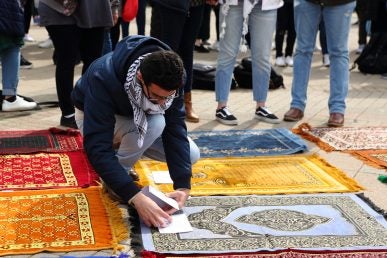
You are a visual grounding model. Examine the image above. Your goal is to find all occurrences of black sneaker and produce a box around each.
[20,55,32,69]
[216,107,238,125]
[255,106,280,124]
[60,116,78,129]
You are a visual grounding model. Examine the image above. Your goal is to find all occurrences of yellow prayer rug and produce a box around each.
[0,187,129,256]
[134,154,363,196]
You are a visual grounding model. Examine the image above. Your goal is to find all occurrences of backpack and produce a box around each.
[192,63,237,91]
[353,32,387,74]
[233,57,285,90]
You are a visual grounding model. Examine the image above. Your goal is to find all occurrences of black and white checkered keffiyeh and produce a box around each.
[123,54,172,147]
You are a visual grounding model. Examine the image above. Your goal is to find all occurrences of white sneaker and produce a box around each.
[275,56,286,67]
[23,34,35,42]
[38,38,53,48]
[355,44,365,54]
[285,56,293,66]
[211,41,219,51]
[2,96,37,111]
[323,54,330,67]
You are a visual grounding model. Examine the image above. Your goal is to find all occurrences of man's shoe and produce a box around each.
[2,96,37,111]
[355,44,365,54]
[60,116,78,129]
[23,34,35,42]
[194,44,210,53]
[285,56,293,66]
[20,55,32,69]
[327,113,344,127]
[255,106,280,124]
[38,38,53,48]
[129,168,139,181]
[275,56,286,67]
[283,108,304,122]
[323,54,330,67]
[215,106,238,125]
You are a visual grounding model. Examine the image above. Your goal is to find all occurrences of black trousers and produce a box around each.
[46,25,105,116]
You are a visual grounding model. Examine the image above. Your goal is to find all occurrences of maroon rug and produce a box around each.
[0,128,83,154]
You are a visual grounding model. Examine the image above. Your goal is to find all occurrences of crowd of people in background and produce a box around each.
[1,0,387,125]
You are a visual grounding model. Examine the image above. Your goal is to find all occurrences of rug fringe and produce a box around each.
[349,151,387,170]
[100,188,131,254]
[356,193,387,220]
[292,123,335,152]
[310,154,365,192]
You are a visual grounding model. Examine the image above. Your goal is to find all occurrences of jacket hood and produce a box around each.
[112,35,172,83]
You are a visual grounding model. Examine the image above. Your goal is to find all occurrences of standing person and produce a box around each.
[71,35,200,228]
[38,0,119,128]
[214,0,283,125]
[355,0,368,54]
[274,0,296,67]
[283,0,356,127]
[0,0,37,112]
[150,0,206,123]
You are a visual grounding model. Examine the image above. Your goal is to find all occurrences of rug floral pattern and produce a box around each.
[141,194,387,254]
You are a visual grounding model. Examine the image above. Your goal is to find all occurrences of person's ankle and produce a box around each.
[4,95,16,102]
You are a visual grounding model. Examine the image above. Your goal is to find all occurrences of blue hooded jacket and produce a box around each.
[71,35,191,202]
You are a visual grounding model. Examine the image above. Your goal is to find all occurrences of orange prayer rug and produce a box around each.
[0,128,83,154]
[351,149,387,170]
[0,151,100,190]
[293,123,387,152]
[0,187,129,256]
[134,154,363,196]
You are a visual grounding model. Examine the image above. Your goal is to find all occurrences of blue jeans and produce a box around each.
[75,110,200,171]
[291,0,355,114]
[215,3,277,103]
[1,45,20,96]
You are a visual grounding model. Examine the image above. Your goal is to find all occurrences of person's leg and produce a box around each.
[1,46,20,97]
[284,2,296,57]
[136,0,147,35]
[197,4,211,42]
[323,2,355,115]
[215,4,243,106]
[114,114,166,171]
[150,3,187,51]
[46,25,79,120]
[1,46,37,111]
[23,0,33,38]
[110,18,121,50]
[275,5,286,58]
[79,27,105,74]
[178,5,205,123]
[249,5,277,104]
[101,29,113,55]
[144,136,200,164]
[289,0,321,112]
[319,20,328,55]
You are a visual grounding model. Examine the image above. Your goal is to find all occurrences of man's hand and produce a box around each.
[165,188,190,214]
[131,192,172,228]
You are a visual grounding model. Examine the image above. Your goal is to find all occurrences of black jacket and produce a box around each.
[0,0,25,37]
[72,35,192,203]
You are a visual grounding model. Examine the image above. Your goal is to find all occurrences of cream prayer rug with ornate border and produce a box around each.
[141,194,387,254]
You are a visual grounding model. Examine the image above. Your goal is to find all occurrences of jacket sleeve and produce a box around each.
[162,87,192,190]
[80,65,141,203]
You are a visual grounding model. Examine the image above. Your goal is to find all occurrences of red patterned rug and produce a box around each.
[0,128,83,154]
[0,151,100,190]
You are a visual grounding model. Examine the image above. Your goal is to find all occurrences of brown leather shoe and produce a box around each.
[283,108,304,122]
[327,113,344,127]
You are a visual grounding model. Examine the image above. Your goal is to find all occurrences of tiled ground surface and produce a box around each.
[0,11,386,258]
